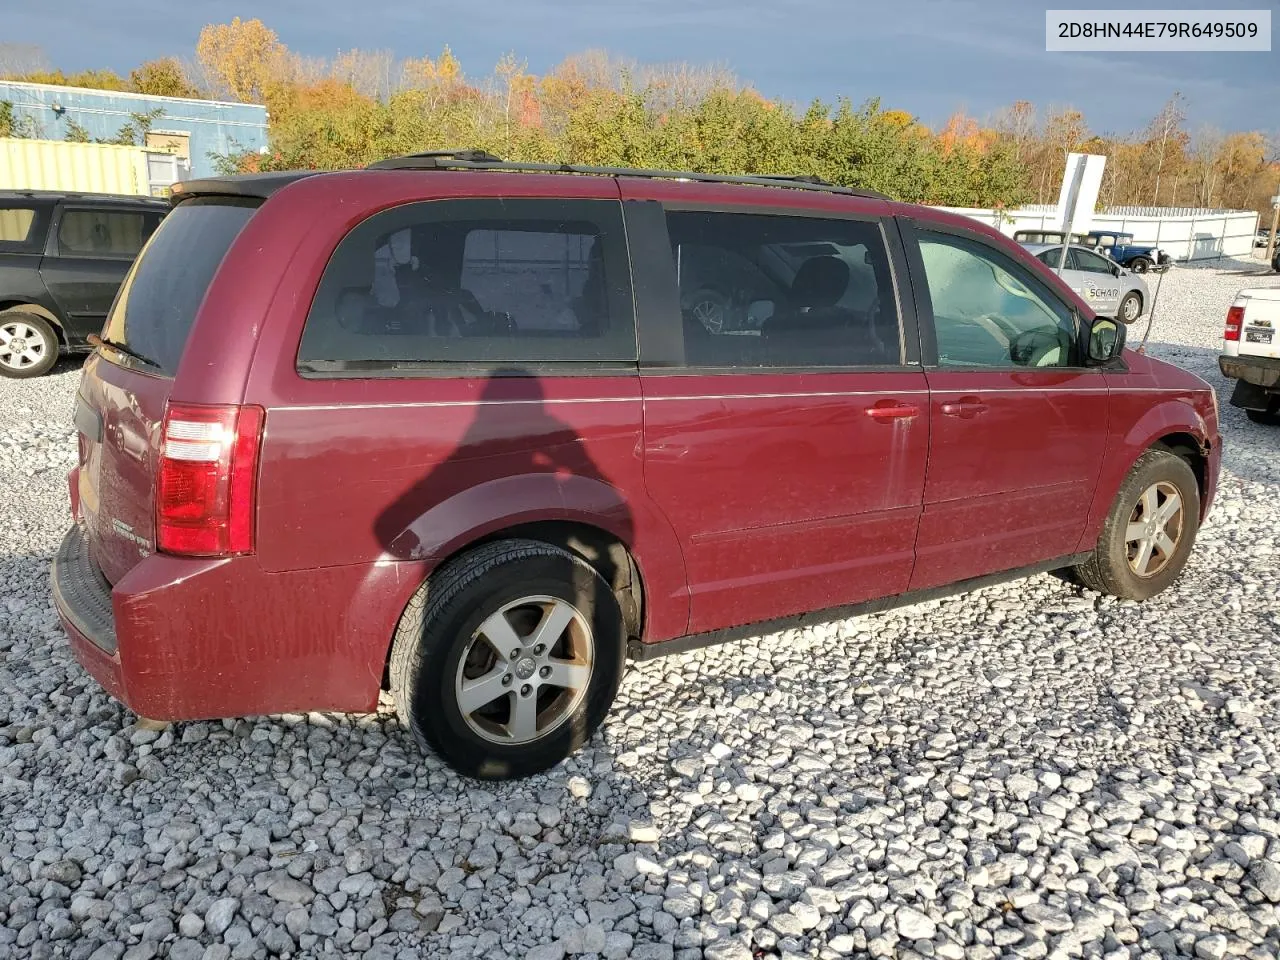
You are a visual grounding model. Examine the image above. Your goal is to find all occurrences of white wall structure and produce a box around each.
[937,203,1261,262]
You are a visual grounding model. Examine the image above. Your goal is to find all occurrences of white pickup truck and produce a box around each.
[1220,287,1280,424]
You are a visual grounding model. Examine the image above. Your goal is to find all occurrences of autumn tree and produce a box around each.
[11,68,130,92]
[1216,132,1271,212]
[131,58,199,98]
[1189,125,1225,207]
[938,112,983,156]
[639,60,737,113]
[399,47,464,111]
[331,48,396,102]
[1026,108,1088,203]
[991,100,1036,164]
[196,18,292,104]
[1145,92,1187,205]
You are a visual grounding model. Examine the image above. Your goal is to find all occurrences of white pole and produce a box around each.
[1058,157,1087,276]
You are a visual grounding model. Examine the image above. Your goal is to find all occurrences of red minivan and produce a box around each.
[52,153,1221,779]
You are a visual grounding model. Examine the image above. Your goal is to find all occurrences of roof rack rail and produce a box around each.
[369,149,504,167]
[366,151,890,201]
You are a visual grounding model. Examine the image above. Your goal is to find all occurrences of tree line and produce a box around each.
[1,23,1276,215]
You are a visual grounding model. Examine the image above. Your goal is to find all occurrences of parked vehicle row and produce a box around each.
[50,154,1221,779]
[1014,228,1172,275]
[1020,242,1150,324]
[0,191,168,378]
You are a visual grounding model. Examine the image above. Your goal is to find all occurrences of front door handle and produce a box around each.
[865,401,920,420]
[940,398,989,419]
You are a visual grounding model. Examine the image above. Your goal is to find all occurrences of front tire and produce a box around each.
[1128,257,1152,274]
[0,310,59,379]
[1117,291,1142,324]
[1073,450,1200,601]
[389,539,625,780]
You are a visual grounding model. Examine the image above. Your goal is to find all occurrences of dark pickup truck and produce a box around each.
[1,191,168,378]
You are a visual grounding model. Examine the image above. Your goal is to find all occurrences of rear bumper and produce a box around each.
[51,525,127,702]
[51,524,423,721]
[52,524,117,654]
[1220,354,1280,390]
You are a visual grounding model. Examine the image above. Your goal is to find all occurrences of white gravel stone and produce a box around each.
[628,819,661,843]
[1,262,1279,959]
[1195,933,1229,960]
[205,899,238,937]
[896,906,936,940]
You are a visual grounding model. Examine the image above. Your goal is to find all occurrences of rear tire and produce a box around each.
[389,539,625,780]
[0,310,59,379]
[1073,450,1200,601]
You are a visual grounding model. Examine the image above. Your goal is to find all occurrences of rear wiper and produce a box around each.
[87,334,162,370]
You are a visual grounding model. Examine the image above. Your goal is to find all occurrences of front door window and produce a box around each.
[918,233,1079,369]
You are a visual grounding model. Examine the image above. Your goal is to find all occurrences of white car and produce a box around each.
[1021,243,1151,324]
[1220,287,1280,424]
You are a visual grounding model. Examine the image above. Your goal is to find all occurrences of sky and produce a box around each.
[4,0,1278,137]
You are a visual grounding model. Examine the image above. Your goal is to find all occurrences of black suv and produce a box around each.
[0,191,168,378]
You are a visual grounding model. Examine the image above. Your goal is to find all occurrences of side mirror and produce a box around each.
[1087,317,1125,364]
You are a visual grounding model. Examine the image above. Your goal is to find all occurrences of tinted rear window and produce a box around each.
[57,209,158,258]
[296,198,636,372]
[102,199,256,375]
[0,207,37,243]
[0,205,47,250]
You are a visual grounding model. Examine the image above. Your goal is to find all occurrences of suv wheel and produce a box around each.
[0,310,59,379]
[1128,257,1152,273]
[1073,450,1200,601]
[1117,291,1142,324]
[389,539,625,780]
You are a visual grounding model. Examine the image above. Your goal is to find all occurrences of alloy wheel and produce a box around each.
[0,321,48,372]
[453,596,594,744]
[1125,481,1184,577]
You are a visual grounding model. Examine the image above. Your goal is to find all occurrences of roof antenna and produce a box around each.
[1136,264,1168,355]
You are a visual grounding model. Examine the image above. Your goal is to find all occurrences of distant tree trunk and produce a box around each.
[1148,93,1186,206]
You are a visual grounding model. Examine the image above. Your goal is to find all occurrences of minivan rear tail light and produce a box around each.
[1225,306,1244,341]
[156,403,264,556]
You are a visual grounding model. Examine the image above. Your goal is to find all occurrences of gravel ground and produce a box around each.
[2,260,1280,960]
